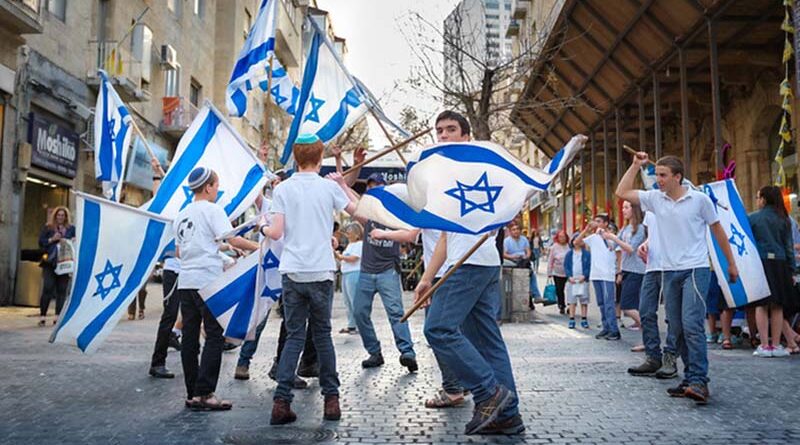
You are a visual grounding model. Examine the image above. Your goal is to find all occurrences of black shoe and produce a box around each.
[399,354,418,373]
[595,331,610,339]
[268,358,278,381]
[149,366,175,379]
[464,385,513,435]
[361,353,384,368]
[169,333,181,351]
[297,362,319,378]
[292,377,308,389]
[605,333,621,341]
[628,357,661,376]
[667,381,689,397]
[476,414,525,435]
[559,307,566,315]
[223,341,239,351]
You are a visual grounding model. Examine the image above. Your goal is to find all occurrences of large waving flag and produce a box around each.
[199,238,283,341]
[226,0,295,117]
[357,136,586,234]
[703,179,770,308]
[51,192,172,353]
[281,19,368,164]
[94,70,133,201]
[260,66,300,116]
[146,101,268,221]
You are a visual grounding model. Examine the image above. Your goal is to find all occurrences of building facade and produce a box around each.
[0,0,313,306]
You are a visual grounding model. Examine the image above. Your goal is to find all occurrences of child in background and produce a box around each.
[336,222,364,335]
[564,233,591,329]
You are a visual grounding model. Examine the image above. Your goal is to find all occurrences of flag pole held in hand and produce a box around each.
[343,127,432,177]
[400,232,491,323]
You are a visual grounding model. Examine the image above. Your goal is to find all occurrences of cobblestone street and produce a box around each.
[1,279,799,445]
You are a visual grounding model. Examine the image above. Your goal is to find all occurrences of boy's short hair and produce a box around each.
[294,140,324,169]
[656,155,684,182]
[436,110,471,136]
[594,213,610,225]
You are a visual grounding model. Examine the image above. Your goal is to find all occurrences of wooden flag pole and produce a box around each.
[262,56,274,165]
[342,127,431,177]
[400,232,491,323]
[129,118,163,175]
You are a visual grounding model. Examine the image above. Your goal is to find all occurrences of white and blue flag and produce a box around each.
[641,164,658,190]
[704,179,770,308]
[356,136,586,234]
[94,70,133,201]
[145,100,268,221]
[281,19,368,164]
[226,0,298,117]
[51,192,172,353]
[199,238,283,341]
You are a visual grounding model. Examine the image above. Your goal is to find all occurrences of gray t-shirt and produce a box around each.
[619,224,646,274]
[361,220,400,274]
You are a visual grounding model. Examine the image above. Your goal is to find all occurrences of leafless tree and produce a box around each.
[399,7,588,142]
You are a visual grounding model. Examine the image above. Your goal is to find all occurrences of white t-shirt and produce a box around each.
[163,257,181,273]
[421,229,448,278]
[638,188,718,271]
[571,249,585,279]
[341,240,362,274]
[583,233,617,282]
[446,232,500,267]
[271,172,349,274]
[174,200,233,289]
[642,211,662,273]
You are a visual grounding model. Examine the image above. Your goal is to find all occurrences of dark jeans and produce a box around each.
[553,276,567,310]
[40,264,69,317]
[275,300,317,367]
[150,270,179,368]
[179,289,224,399]
[239,315,268,368]
[128,287,147,315]
[274,277,339,402]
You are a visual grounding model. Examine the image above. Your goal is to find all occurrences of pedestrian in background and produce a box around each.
[546,230,570,314]
[564,233,590,329]
[38,206,75,327]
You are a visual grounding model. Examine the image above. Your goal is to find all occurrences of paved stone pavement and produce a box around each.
[1,278,799,445]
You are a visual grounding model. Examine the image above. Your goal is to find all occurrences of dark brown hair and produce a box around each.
[656,156,684,183]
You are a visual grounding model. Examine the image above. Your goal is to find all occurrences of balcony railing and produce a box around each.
[160,96,199,139]
[506,19,520,37]
[512,0,530,20]
[86,40,150,102]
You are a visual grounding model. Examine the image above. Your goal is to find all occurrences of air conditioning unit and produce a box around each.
[160,44,178,69]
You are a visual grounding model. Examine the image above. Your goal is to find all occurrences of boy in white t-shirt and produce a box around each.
[576,214,622,340]
[260,134,358,425]
[335,222,364,334]
[174,167,259,411]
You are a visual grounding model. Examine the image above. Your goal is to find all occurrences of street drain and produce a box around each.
[224,428,338,444]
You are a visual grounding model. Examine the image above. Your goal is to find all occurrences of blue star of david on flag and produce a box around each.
[729,223,747,256]
[445,172,503,217]
[262,250,280,270]
[93,260,123,300]
[271,85,287,107]
[180,186,225,210]
[304,93,325,123]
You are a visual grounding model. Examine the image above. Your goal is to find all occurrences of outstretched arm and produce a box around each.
[616,151,649,205]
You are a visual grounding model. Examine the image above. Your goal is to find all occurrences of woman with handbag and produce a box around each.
[38,206,75,326]
[546,230,570,314]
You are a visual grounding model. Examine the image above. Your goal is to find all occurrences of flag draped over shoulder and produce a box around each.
[94,70,133,201]
[145,101,268,221]
[356,136,586,234]
[704,179,770,308]
[281,19,368,164]
[226,0,298,117]
[199,238,283,341]
[51,192,172,353]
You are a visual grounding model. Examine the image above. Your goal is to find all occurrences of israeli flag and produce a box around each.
[216,215,260,242]
[260,66,300,116]
[226,0,291,117]
[357,136,586,234]
[94,70,133,201]
[704,179,770,308]
[640,164,658,190]
[281,19,368,164]
[199,238,283,341]
[51,192,172,353]
[145,101,268,221]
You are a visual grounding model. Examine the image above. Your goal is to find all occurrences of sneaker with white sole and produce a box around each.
[771,345,790,357]
[753,345,773,358]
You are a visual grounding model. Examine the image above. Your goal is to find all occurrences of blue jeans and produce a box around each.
[425,278,464,396]
[639,272,678,361]
[237,314,268,368]
[425,265,519,418]
[353,268,414,357]
[274,277,339,402]
[342,271,359,329]
[593,280,619,335]
[530,271,541,298]
[663,268,711,385]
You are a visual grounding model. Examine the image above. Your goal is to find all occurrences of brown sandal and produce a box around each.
[192,393,232,411]
[721,339,733,350]
[424,389,464,409]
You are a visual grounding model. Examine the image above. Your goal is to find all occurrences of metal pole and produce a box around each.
[580,149,586,229]
[603,119,610,215]
[680,47,692,180]
[591,133,597,216]
[615,108,623,225]
[653,73,662,160]
[709,19,724,174]
[638,87,646,152]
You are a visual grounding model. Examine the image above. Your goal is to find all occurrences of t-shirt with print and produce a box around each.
[271,172,350,274]
[583,233,617,282]
[174,200,233,290]
[341,241,362,274]
[361,220,400,274]
[638,188,718,271]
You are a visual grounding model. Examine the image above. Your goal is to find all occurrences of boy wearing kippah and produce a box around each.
[175,167,259,411]
[261,134,358,425]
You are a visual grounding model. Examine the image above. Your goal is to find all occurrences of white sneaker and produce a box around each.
[772,345,790,357]
[753,345,773,358]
